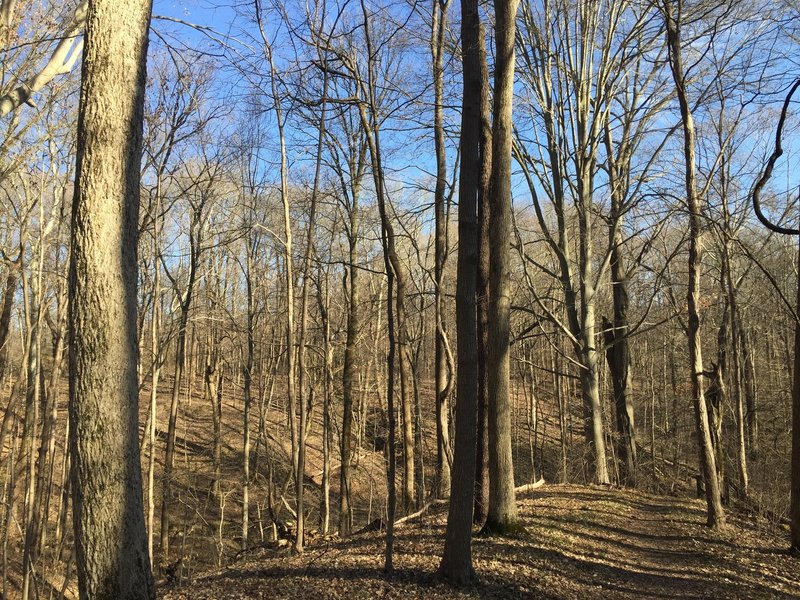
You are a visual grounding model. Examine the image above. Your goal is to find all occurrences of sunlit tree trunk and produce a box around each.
[68,0,155,595]
[663,0,725,528]
[483,0,522,536]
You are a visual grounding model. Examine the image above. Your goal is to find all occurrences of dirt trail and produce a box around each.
[162,484,800,599]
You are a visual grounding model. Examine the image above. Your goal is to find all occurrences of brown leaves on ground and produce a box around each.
[162,484,800,599]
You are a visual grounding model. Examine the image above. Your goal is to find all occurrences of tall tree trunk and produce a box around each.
[709,316,726,488]
[21,272,42,600]
[723,248,749,495]
[2,416,18,600]
[483,0,522,536]
[603,126,637,487]
[432,0,453,500]
[147,217,161,567]
[68,0,155,595]
[438,0,481,582]
[792,236,800,550]
[603,240,637,486]
[474,18,492,527]
[663,0,725,528]
[160,268,194,559]
[355,1,401,566]
[294,82,326,553]
[340,222,358,535]
[317,272,333,535]
[242,247,255,550]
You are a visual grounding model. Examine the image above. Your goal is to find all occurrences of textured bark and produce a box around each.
[438,0,480,583]
[483,0,522,535]
[68,0,155,596]
[474,20,492,527]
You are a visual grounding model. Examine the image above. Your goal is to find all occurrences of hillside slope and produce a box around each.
[162,484,800,599]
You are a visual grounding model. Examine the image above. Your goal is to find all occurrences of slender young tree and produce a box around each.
[68,0,155,596]
[431,0,454,500]
[662,0,725,529]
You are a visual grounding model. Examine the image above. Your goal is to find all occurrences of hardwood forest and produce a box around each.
[3,0,800,598]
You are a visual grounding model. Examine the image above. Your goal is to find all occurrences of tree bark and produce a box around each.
[438,0,481,583]
[68,0,155,595]
[483,0,522,536]
[474,19,492,527]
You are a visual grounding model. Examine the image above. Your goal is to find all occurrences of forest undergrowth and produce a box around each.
[162,484,800,599]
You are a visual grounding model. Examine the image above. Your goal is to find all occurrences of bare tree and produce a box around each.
[662,0,725,529]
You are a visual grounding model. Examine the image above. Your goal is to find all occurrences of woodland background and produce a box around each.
[1,0,800,596]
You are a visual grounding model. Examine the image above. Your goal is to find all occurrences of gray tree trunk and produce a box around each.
[68,0,155,596]
[483,0,522,536]
[663,0,725,528]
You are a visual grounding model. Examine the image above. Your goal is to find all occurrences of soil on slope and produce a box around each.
[162,484,800,599]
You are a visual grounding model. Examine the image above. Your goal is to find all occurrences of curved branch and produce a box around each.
[751,78,800,236]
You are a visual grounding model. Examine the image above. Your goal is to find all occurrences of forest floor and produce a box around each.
[161,484,800,599]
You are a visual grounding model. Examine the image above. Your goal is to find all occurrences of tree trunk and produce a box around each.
[482,0,522,536]
[68,0,155,595]
[603,133,637,486]
[663,1,725,528]
[741,327,758,458]
[474,18,492,527]
[242,247,254,550]
[432,0,453,500]
[603,283,637,486]
[147,219,161,567]
[0,268,18,384]
[791,236,800,550]
[355,4,399,567]
[317,272,333,535]
[21,273,42,600]
[161,274,194,559]
[340,204,359,535]
[438,0,481,583]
